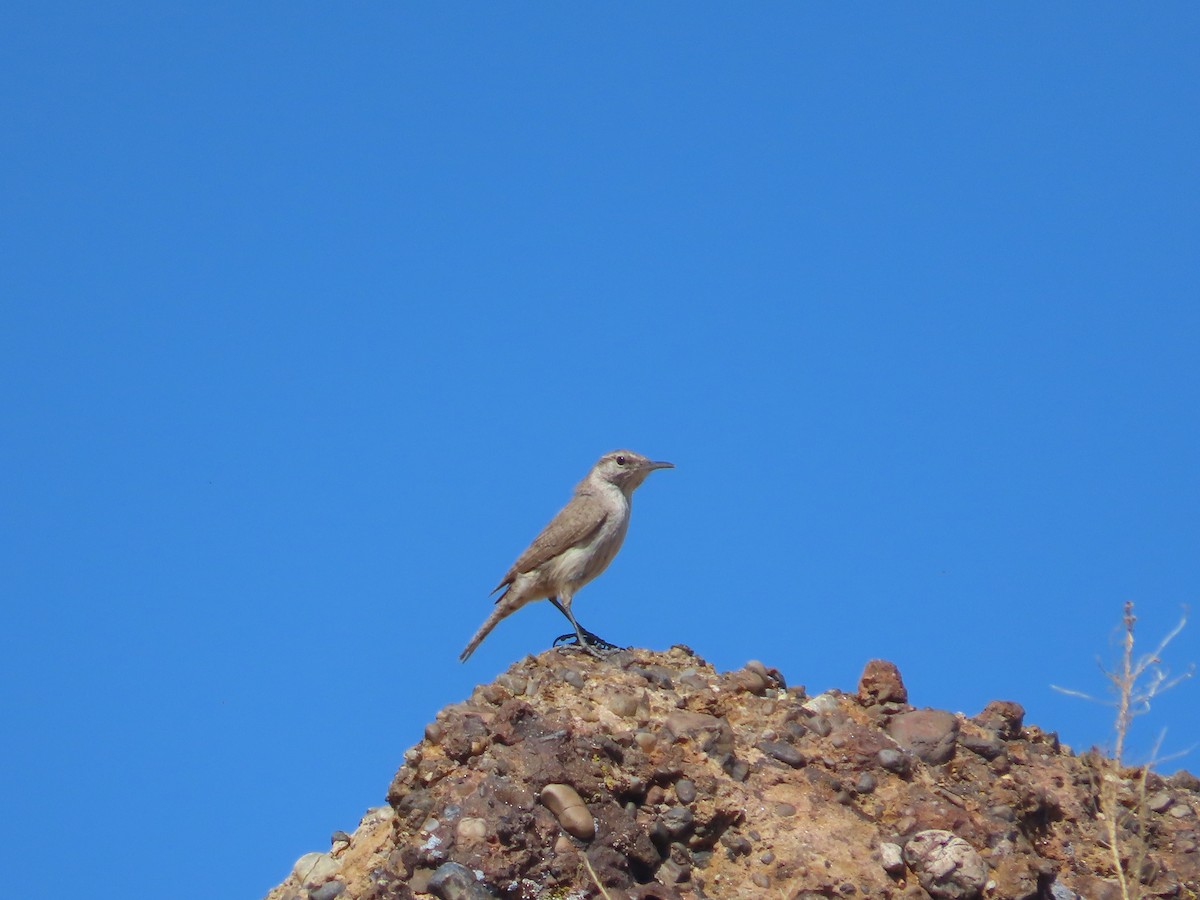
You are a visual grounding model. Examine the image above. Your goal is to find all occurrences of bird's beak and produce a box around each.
[647,460,674,471]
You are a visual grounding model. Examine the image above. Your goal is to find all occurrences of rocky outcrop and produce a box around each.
[265,648,1200,900]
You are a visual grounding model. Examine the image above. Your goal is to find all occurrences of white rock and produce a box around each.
[903,830,987,900]
[880,841,905,875]
[291,852,340,888]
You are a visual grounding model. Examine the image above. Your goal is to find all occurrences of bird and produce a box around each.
[459,449,674,662]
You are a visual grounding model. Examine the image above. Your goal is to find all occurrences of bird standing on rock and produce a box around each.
[459,450,674,662]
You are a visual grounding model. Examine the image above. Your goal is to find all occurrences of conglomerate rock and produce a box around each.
[265,647,1200,900]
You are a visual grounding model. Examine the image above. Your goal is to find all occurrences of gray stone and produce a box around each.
[959,732,1004,760]
[877,748,912,775]
[808,716,834,737]
[310,882,345,900]
[675,778,697,804]
[427,861,499,900]
[758,739,806,768]
[660,805,695,840]
[855,772,878,794]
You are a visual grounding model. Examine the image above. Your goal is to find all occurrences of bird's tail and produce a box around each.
[460,588,520,662]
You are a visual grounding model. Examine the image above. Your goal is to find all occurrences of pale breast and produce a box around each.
[544,491,630,591]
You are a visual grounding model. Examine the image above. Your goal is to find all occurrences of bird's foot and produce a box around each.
[552,629,620,656]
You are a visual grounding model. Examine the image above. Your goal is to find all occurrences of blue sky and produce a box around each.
[3,4,1198,897]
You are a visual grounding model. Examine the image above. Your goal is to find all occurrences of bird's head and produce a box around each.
[593,449,674,493]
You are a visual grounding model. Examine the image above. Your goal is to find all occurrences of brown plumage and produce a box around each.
[460,449,673,662]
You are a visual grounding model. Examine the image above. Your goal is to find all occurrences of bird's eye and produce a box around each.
[615,455,626,466]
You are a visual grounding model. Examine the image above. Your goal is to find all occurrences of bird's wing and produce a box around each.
[493,492,609,591]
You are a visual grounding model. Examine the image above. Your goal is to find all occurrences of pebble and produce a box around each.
[634,730,657,751]
[759,739,806,768]
[803,692,841,715]
[495,673,527,695]
[773,802,797,817]
[732,666,768,695]
[761,850,776,864]
[784,720,809,741]
[879,841,905,875]
[561,669,586,689]
[723,756,750,782]
[752,873,771,888]
[310,882,345,900]
[1169,803,1194,818]
[456,817,488,842]
[675,778,697,804]
[808,716,834,738]
[1146,791,1174,813]
[877,748,911,775]
[855,772,878,794]
[605,691,640,718]
[903,830,987,899]
[721,832,752,856]
[539,784,595,841]
[660,805,696,840]
[959,733,1004,760]
[659,859,691,883]
[427,861,499,900]
[1048,880,1081,900]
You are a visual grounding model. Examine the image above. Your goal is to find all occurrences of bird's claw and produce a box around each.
[552,629,620,655]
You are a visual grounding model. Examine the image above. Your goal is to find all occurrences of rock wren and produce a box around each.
[460,450,673,662]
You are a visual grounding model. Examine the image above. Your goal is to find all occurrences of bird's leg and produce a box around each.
[548,595,618,655]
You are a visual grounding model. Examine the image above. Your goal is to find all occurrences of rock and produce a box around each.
[803,692,841,715]
[974,701,1024,740]
[309,882,345,900]
[731,666,769,695]
[886,710,960,764]
[958,732,1004,760]
[539,783,595,841]
[675,778,697,804]
[758,739,806,768]
[880,841,905,875]
[1049,879,1081,900]
[808,716,834,737]
[605,691,641,718]
[290,852,340,889]
[427,861,499,899]
[1147,791,1175,813]
[858,660,908,704]
[877,748,912,775]
[264,647,1200,900]
[903,830,987,899]
[660,805,695,841]
[664,711,735,756]
[456,817,488,842]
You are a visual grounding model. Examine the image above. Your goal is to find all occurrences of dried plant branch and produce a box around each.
[1052,601,1193,900]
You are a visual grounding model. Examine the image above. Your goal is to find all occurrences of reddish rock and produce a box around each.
[858,659,908,705]
[886,709,960,764]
